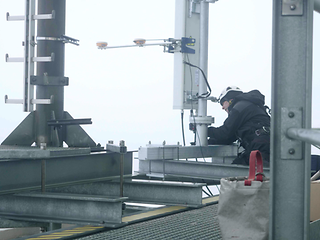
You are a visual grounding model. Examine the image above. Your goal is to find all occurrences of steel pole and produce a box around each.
[270,0,313,239]
[196,1,209,146]
[36,0,66,147]
[315,0,320,13]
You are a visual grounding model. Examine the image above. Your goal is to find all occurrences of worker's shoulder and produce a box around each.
[232,100,254,112]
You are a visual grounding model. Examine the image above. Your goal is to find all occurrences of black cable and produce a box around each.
[183,60,211,98]
[181,110,189,161]
[185,55,206,162]
[182,57,220,195]
[181,110,186,147]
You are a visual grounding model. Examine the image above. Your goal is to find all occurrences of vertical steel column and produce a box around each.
[270,0,313,239]
[315,0,320,13]
[196,1,209,146]
[36,0,66,146]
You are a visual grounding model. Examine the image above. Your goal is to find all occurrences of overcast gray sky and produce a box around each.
[0,0,319,154]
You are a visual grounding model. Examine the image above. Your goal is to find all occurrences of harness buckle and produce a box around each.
[262,126,270,133]
[255,126,270,136]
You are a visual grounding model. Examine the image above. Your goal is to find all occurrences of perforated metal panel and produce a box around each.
[76,204,221,240]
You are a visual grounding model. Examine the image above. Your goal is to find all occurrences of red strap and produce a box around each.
[244,150,264,186]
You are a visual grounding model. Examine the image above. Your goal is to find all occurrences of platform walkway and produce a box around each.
[75,203,222,240]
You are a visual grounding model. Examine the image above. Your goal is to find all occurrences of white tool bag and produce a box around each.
[217,150,269,240]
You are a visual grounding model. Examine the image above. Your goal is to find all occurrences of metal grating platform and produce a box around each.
[75,204,222,240]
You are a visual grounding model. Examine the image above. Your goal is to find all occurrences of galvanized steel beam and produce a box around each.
[0,151,132,194]
[0,192,127,227]
[48,180,206,207]
[271,0,313,239]
[139,159,269,180]
[315,0,320,13]
[0,218,49,228]
[138,144,238,160]
[0,145,91,159]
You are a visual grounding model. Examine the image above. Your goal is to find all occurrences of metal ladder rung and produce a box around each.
[5,54,54,63]
[6,13,24,21]
[33,54,55,62]
[5,56,24,62]
[6,11,55,21]
[5,95,53,105]
[4,97,23,104]
[33,11,55,20]
[32,98,53,104]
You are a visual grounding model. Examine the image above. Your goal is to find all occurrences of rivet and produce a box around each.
[290,4,296,10]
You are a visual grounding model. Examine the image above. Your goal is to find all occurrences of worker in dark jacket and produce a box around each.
[208,86,270,166]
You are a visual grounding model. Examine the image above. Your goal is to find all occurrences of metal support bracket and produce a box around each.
[47,118,92,127]
[36,35,79,46]
[282,0,303,16]
[188,0,218,17]
[280,107,303,159]
[167,37,196,54]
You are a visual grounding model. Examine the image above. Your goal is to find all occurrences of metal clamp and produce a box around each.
[189,116,214,125]
[167,37,196,54]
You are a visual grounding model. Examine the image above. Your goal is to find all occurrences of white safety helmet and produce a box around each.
[218,86,243,105]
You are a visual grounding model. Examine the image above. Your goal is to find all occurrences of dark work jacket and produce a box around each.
[208,90,270,148]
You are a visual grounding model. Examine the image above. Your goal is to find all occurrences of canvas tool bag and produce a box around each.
[217,150,269,240]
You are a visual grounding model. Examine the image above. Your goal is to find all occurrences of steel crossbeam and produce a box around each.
[138,144,238,160]
[0,192,127,227]
[0,151,132,194]
[47,180,206,208]
[139,159,270,180]
[0,145,91,159]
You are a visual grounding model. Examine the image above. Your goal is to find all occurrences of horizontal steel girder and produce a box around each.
[0,151,132,194]
[138,144,238,160]
[139,159,270,180]
[47,180,206,207]
[0,192,127,226]
[0,145,91,159]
